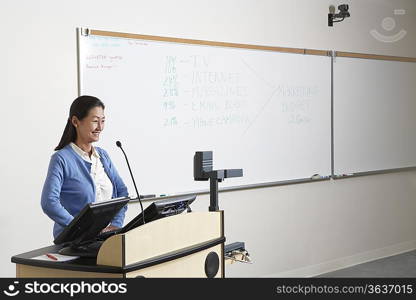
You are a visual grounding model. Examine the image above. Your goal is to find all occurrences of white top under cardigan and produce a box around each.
[70,143,113,203]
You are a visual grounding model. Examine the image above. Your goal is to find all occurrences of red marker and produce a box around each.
[46,253,58,261]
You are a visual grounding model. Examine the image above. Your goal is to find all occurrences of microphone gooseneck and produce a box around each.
[116,141,145,225]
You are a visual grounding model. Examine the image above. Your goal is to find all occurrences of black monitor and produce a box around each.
[54,197,130,247]
[120,194,196,233]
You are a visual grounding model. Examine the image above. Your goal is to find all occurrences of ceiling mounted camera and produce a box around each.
[328,4,351,26]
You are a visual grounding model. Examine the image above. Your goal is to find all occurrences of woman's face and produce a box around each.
[72,106,105,144]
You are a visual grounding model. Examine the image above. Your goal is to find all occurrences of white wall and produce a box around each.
[1,0,415,277]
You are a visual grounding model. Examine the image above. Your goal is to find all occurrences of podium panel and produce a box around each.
[98,211,223,267]
[126,245,223,278]
[15,265,122,278]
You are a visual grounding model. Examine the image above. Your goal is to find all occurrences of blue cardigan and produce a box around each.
[41,144,128,238]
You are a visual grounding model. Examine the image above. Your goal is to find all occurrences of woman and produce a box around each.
[41,95,128,239]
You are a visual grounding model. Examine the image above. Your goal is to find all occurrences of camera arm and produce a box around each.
[194,151,243,211]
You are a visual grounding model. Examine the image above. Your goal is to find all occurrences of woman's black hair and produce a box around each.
[55,95,105,151]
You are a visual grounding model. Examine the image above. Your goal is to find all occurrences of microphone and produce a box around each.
[116,140,145,225]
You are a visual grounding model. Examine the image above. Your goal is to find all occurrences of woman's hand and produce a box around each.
[101,225,120,233]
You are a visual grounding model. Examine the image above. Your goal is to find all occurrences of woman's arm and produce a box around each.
[110,164,128,227]
[40,154,74,226]
[100,148,129,227]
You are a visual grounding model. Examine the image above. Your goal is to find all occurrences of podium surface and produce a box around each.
[12,211,225,278]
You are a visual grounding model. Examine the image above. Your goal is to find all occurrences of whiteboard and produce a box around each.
[78,32,331,196]
[334,57,416,175]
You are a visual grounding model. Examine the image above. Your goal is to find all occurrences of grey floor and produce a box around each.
[318,250,416,277]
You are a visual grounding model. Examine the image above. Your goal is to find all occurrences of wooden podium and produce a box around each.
[12,211,225,278]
